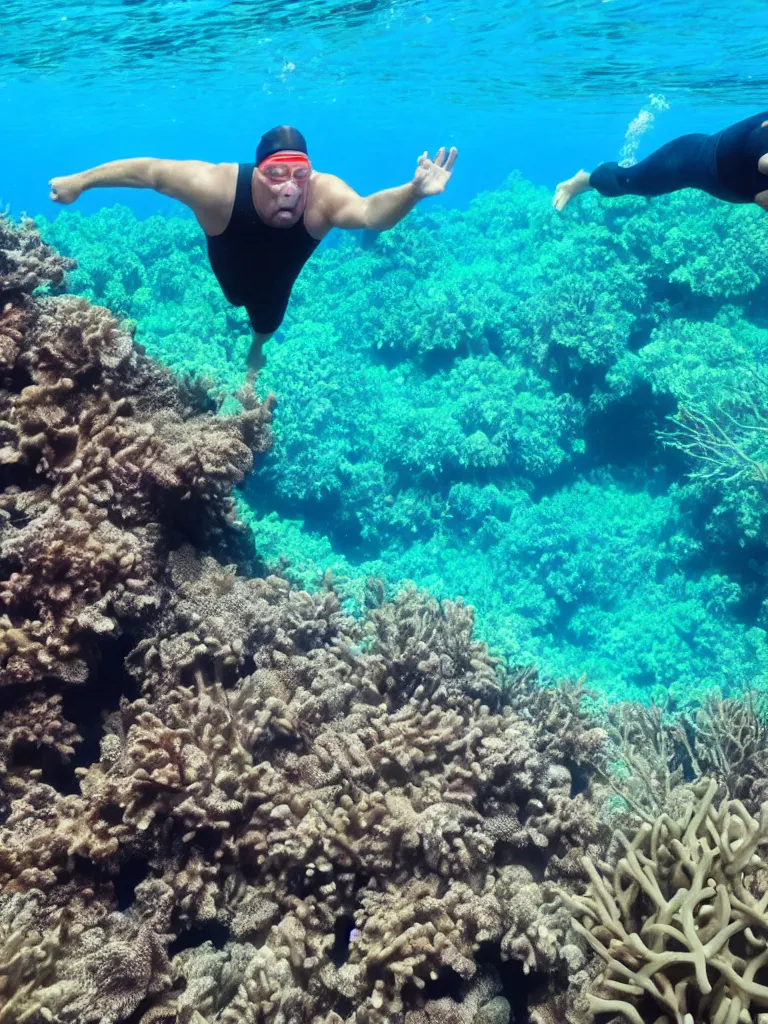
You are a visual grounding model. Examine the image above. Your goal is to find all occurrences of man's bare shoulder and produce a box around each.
[197,160,238,195]
[307,171,353,214]
[310,171,345,195]
[178,162,239,235]
[303,172,342,235]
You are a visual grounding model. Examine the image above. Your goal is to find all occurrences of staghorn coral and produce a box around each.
[680,693,768,812]
[588,700,690,826]
[0,216,272,689]
[567,779,768,1024]
[577,692,768,834]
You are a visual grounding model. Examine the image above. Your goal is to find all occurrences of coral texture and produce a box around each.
[0,559,608,1023]
[567,779,768,1024]
[0,217,272,689]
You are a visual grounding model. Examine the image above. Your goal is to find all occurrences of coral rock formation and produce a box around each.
[1,217,272,689]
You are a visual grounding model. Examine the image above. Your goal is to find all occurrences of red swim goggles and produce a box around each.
[259,151,312,182]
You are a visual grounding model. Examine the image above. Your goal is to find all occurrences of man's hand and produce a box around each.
[411,147,458,198]
[318,146,459,232]
[49,175,84,204]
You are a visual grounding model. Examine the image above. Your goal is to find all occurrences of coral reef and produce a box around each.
[0,557,610,1022]
[0,215,613,1024]
[13,176,768,1024]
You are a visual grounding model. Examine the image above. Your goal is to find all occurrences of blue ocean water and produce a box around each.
[4,0,768,707]
[2,0,766,214]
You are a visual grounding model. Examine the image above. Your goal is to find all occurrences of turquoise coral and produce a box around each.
[34,175,768,702]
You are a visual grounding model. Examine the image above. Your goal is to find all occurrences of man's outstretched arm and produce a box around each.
[49,158,219,210]
[319,146,458,231]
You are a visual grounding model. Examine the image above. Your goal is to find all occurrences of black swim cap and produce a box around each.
[256,125,309,164]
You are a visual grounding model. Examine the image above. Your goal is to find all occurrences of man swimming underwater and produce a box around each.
[49,125,458,374]
[553,110,768,212]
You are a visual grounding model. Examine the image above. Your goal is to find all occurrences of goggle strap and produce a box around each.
[259,153,311,168]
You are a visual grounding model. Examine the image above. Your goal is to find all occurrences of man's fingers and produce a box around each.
[416,145,457,180]
[423,146,457,171]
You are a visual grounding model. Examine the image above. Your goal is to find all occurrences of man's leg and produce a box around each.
[555,134,709,209]
[590,134,709,198]
[244,296,289,381]
[246,330,273,383]
[553,170,592,210]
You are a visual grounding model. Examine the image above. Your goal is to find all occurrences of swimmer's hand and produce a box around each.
[412,147,458,197]
[49,175,84,204]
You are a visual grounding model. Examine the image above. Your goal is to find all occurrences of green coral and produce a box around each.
[34,175,768,702]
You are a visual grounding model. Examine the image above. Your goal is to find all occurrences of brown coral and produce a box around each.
[60,555,607,1020]
[0,547,609,1023]
[0,219,273,689]
[0,213,74,298]
[0,216,612,1024]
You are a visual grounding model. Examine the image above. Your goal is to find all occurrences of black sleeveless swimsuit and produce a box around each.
[206,163,321,334]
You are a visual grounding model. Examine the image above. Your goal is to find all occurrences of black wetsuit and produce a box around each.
[206,162,320,334]
[590,111,768,204]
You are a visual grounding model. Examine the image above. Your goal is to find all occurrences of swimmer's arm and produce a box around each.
[49,158,219,209]
[317,148,456,230]
[317,175,420,231]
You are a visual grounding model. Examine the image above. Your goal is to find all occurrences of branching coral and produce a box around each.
[580,693,768,828]
[681,694,768,813]
[567,779,768,1024]
[661,391,768,489]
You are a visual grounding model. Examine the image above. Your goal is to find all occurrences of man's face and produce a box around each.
[255,152,312,227]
